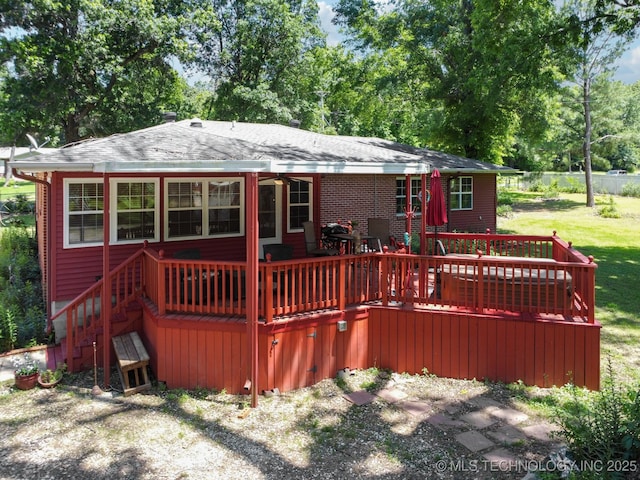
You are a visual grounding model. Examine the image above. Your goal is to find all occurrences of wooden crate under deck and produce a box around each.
[112,331,151,396]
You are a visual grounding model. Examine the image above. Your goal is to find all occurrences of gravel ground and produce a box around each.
[0,367,562,480]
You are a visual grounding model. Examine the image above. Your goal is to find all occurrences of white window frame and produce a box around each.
[450,176,473,211]
[395,177,423,217]
[110,178,160,244]
[287,178,313,233]
[164,177,245,241]
[63,179,104,248]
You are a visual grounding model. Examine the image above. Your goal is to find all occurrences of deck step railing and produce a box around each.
[50,249,146,371]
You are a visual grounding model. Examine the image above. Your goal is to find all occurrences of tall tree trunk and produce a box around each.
[582,76,595,207]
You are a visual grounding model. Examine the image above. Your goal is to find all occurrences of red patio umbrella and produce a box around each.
[426,168,448,254]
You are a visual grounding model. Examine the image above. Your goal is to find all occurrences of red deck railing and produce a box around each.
[139,232,596,324]
[53,232,597,371]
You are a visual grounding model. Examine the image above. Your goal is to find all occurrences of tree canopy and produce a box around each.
[0,0,638,178]
[0,0,194,145]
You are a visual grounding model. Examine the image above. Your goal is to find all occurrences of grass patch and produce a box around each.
[498,190,640,386]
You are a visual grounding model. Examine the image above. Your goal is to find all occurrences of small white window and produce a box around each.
[450,176,473,210]
[111,179,159,243]
[287,178,313,232]
[64,180,104,247]
[396,177,422,216]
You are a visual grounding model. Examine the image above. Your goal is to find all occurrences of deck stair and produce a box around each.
[57,300,143,370]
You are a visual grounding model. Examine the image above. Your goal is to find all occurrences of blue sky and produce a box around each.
[317,1,640,84]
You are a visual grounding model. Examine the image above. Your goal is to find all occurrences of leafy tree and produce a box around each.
[188,0,325,124]
[333,0,563,163]
[0,0,192,146]
[559,0,636,206]
[594,0,640,34]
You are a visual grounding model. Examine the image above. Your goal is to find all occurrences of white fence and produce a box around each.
[521,172,639,196]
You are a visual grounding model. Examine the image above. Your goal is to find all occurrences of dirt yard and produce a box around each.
[0,366,566,480]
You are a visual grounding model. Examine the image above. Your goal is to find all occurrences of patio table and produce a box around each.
[326,233,378,254]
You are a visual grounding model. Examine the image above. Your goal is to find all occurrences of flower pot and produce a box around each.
[14,372,39,390]
[37,374,62,389]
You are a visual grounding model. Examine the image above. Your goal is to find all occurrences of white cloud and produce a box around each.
[614,42,640,84]
[317,1,343,46]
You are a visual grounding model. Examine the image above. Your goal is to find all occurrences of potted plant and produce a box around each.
[13,353,39,390]
[38,363,66,388]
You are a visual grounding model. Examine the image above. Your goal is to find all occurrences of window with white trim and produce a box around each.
[396,177,422,216]
[450,176,473,210]
[288,179,312,231]
[65,180,104,247]
[112,180,158,242]
[165,178,243,239]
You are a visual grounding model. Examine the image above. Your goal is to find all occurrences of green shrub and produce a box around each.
[597,196,621,219]
[554,363,640,479]
[497,191,514,206]
[528,180,547,192]
[621,183,640,198]
[559,177,586,194]
[0,226,46,352]
[497,204,513,217]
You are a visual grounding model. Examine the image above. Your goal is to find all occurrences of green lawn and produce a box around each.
[0,181,36,229]
[498,191,640,384]
[0,180,36,202]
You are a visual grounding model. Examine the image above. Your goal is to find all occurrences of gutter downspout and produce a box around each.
[12,168,52,319]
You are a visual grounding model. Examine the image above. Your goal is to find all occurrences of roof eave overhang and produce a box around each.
[11,159,432,175]
[439,168,516,175]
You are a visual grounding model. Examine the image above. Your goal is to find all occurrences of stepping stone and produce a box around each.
[455,430,495,452]
[460,411,498,429]
[376,388,408,403]
[483,447,519,466]
[487,425,528,445]
[433,399,463,415]
[426,413,466,429]
[463,396,503,409]
[522,423,558,443]
[343,390,375,406]
[398,400,432,417]
[489,407,529,425]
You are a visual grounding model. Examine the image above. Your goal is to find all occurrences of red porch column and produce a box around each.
[246,172,260,407]
[102,174,112,388]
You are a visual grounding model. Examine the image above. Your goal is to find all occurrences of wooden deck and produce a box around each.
[51,232,601,394]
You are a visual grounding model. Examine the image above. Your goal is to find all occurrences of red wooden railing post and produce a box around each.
[157,252,166,316]
[264,264,274,323]
[476,257,485,313]
[338,259,347,311]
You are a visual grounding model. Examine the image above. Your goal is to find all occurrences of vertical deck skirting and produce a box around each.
[368,307,601,390]
[139,301,600,394]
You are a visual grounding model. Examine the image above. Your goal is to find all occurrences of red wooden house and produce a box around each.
[10,119,600,402]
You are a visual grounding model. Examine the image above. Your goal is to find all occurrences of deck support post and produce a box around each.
[420,174,427,256]
[246,172,260,408]
[102,174,112,389]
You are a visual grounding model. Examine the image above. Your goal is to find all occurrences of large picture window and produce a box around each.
[165,178,243,240]
[450,176,473,210]
[288,179,312,231]
[65,180,104,246]
[396,177,422,216]
[112,180,158,242]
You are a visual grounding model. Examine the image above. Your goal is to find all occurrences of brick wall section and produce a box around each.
[320,174,406,239]
[321,173,497,237]
[446,174,496,233]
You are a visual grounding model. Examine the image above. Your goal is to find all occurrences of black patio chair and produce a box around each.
[302,221,339,256]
